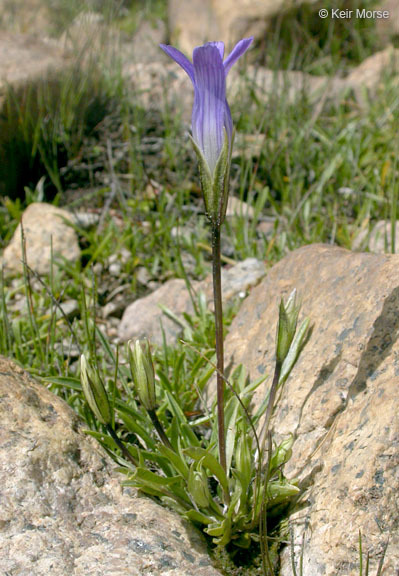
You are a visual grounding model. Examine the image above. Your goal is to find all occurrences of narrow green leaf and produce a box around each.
[41,376,82,391]
[133,467,181,487]
[158,444,189,480]
[224,397,239,475]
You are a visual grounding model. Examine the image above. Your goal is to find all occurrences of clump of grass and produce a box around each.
[256,0,383,75]
[0,60,122,200]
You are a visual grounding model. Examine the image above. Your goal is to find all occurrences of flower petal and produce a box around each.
[159,44,195,83]
[223,37,254,75]
[192,44,226,174]
[208,41,225,60]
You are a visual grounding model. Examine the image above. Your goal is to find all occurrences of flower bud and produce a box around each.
[80,354,112,425]
[276,289,300,365]
[128,339,156,411]
[267,480,300,502]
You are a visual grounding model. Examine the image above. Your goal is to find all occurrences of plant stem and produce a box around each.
[148,409,174,451]
[259,360,282,466]
[211,222,227,475]
[260,432,274,576]
[106,424,138,467]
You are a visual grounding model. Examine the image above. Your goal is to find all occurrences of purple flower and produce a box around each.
[160,38,253,175]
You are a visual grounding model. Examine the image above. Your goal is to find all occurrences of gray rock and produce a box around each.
[118,258,266,345]
[222,244,399,575]
[343,46,399,104]
[0,32,66,100]
[118,278,193,346]
[2,202,81,276]
[0,355,221,576]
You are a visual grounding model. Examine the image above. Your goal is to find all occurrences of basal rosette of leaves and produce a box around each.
[80,290,309,552]
[121,367,297,549]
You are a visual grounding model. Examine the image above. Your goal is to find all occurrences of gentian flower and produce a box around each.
[160,38,253,224]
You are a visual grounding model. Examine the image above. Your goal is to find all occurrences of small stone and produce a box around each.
[232,134,265,160]
[219,258,266,301]
[8,295,27,314]
[109,262,122,277]
[171,226,193,239]
[337,186,355,196]
[147,280,160,291]
[108,254,118,265]
[136,266,151,286]
[71,211,100,229]
[55,299,79,321]
[119,247,131,265]
[92,262,103,275]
